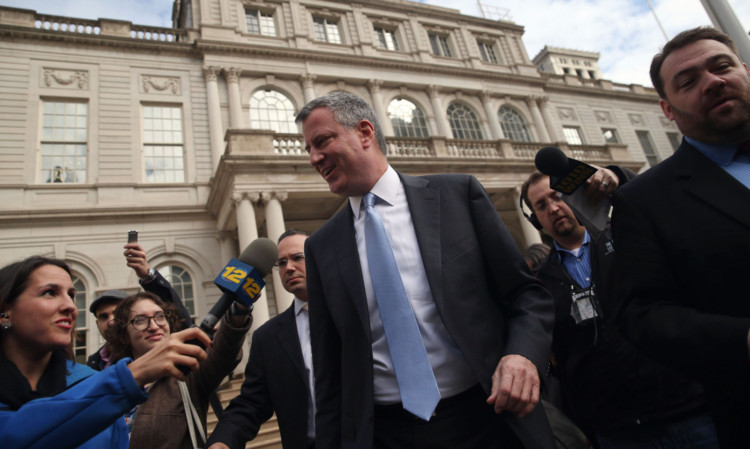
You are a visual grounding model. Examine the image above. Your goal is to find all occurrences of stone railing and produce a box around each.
[0,9,187,42]
[224,130,630,165]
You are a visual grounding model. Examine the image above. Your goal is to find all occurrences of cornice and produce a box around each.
[195,39,547,88]
[0,204,209,227]
[541,82,659,103]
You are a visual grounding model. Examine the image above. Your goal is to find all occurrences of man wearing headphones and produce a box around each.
[520,168,717,449]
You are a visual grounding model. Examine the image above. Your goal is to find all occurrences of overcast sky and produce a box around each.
[1,0,748,86]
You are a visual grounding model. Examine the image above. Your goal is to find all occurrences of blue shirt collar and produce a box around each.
[554,230,591,260]
[684,136,741,167]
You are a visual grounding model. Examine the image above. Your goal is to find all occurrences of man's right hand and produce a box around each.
[127,327,211,386]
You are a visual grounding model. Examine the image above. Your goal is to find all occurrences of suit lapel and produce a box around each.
[329,206,372,339]
[275,305,307,383]
[399,173,444,308]
[676,143,750,229]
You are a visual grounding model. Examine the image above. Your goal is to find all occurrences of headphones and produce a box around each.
[519,195,542,231]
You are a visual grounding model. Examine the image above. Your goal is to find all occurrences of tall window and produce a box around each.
[429,33,452,57]
[447,103,483,140]
[313,17,341,44]
[666,132,681,151]
[71,276,87,364]
[498,106,531,142]
[602,128,620,144]
[143,105,185,183]
[636,130,660,167]
[563,126,584,145]
[249,90,298,133]
[158,265,195,317]
[41,101,87,183]
[245,9,276,36]
[374,27,399,51]
[477,41,499,64]
[388,98,429,138]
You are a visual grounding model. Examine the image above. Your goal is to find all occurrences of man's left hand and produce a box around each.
[486,354,540,418]
[584,166,619,205]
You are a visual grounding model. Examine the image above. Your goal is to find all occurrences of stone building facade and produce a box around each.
[0,0,679,362]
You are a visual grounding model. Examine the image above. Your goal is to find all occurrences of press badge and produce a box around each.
[570,285,600,324]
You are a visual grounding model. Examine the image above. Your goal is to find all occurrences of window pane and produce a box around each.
[498,106,531,142]
[388,98,429,138]
[447,103,483,140]
[249,89,298,133]
[71,276,87,364]
[143,105,185,183]
[40,101,87,184]
[636,130,659,167]
[602,128,620,144]
[563,127,583,145]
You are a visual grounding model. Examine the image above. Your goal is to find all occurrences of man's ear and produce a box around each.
[659,98,674,121]
[357,120,375,149]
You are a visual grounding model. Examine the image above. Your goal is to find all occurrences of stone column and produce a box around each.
[514,187,542,247]
[262,191,294,314]
[526,96,550,143]
[226,67,243,129]
[300,73,317,104]
[538,96,560,142]
[427,85,452,138]
[232,192,269,327]
[481,91,504,140]
[203,66,224,171]
[368,79,393,138]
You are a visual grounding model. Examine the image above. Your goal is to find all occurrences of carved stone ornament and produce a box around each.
[594,110,612,123]
[42,69,88,90]
[141,75,181,95]
[628,113,644,126]
[557,107,577,121]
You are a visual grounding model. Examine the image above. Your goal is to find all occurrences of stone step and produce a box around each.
[205,374,283,449]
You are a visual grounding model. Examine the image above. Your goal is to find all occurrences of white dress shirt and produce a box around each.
[294,297,316,439]
[349,165,475,404]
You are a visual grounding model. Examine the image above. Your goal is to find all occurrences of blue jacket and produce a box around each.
[0,358,148,449]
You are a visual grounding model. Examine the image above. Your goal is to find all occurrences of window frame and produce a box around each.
[601,128,620,144]
[142,104,186,184]
[245,8,277,37]
[39,100,89,184]
[636,130,660,167]
[388,98,430,138]
[373,26,400,51]
[498,106,531,142]
[563,126,584,145]
[477,40,499,64]
[447,102,484,140]
[313,16,342,44]
[428,33,453,58]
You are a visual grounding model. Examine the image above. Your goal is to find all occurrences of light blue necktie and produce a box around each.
[363,192,440,420]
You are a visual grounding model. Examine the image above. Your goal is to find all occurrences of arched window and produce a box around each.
[158,265,196,317]
[447,103,483,140]
[388,98,429,138]
[249,90,298,133]
[71,275,87,364]
[498,106,531,142]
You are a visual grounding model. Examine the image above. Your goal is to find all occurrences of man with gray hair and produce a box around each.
[298,92,555,449]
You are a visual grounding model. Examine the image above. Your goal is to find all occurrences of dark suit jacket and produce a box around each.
[612,141,750,448]
[207,305,310,449]
[305,172,556,449]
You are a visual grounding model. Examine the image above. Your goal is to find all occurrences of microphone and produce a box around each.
[534,146,597,195]
[534,146,609,232]
[198,237,278,334]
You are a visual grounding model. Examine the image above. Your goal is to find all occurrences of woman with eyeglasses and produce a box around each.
[107,291,252,449]
[0,256,211,449]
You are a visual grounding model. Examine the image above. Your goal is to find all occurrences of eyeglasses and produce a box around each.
[274,253,305,271]
[533,192,563,213]
[129,312,168,331]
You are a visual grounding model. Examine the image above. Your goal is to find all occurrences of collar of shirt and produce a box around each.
[554,229,591,262]
[293,296,306,316]
[685,136,742,166]
[350,164,399,218]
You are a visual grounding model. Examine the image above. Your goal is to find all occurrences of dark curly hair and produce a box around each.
[0,256,76,360]
[106,291,183,362]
